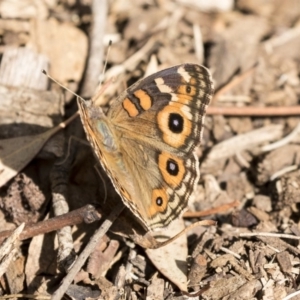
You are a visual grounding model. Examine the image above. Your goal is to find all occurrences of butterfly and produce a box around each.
[77,64,214,231]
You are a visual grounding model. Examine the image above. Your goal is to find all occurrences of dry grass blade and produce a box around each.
[0,113,78,187]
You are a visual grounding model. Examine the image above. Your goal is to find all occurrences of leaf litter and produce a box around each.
[0,0,300,299]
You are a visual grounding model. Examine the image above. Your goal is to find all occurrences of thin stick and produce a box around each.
[51,203,124,300]
[193,24,203,64]
[0,205,100,244]
[240,232,300,240]
[81,0,108,98]
[0,294,50,299]
[207,105,300,116]
[183,201,240,218]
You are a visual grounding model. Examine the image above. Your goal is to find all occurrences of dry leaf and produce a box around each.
[29,18,88,85]
[146,219,188,292]
[0,125,62,187]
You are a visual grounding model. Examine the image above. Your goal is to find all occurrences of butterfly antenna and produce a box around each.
[42,70,85,101]
[99,40,112,86]
[91,40,113,104]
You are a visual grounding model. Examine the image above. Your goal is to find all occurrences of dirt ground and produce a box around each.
[1,0,300,299]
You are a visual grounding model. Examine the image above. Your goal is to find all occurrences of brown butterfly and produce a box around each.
[77,64,213,230]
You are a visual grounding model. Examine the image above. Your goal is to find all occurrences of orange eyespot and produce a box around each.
[157,103,192,148]
[158,152,185,188]
[148,188,168,217]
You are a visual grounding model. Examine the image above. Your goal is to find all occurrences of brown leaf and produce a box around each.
[0,125,61,187]
[146,219,188,292]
